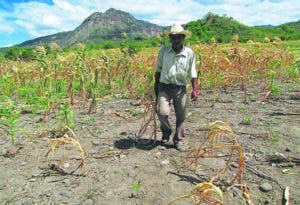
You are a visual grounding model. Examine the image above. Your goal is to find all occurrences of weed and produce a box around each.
[128,108,142,117]
[241,116,252,125]
[266,118,277,126]
[169,157,181,166]
[271,137,280,142]
[0,102,20,145]
[238,106,246,112]
[270,129,280,142]
[130,181,144,198]
[58,102,74,129]
[131,181,142,192]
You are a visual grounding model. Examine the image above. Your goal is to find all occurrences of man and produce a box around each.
[154,23,198,151]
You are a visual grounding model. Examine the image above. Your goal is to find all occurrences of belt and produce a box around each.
[160,83,186,89]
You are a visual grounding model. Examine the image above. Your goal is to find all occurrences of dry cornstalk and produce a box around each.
[169,181,224,205]
[40,126,87,175]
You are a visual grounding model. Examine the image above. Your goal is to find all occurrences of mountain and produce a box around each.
[254,25,275,28]
[19,8,164,47]
[12,9,300,48]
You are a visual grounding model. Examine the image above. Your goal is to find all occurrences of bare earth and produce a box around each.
[1,82,299,205]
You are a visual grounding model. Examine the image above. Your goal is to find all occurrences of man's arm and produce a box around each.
[189,51,198,101]
[191,77,198,101]
[155,47,164,98]
[154,72,161,97]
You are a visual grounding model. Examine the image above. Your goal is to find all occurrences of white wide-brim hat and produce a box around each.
[166,23,192,39]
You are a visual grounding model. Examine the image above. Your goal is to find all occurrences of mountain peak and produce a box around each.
[26,8,163,46]
[105,8,124,14]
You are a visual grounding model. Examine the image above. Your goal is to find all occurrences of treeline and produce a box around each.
[0,38,166,61]
[186,13,300,43]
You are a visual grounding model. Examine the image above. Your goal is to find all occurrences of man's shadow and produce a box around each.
[114,137,175,151]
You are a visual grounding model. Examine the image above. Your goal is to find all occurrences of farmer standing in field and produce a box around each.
[154,23,198,151]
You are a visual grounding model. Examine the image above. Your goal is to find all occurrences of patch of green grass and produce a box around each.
[127,108,142,117]
[169,157,181,166]
[241,116,252,125]
[238,106,246,112]
[270,129,280,142]
[266,118,277,126]
[131,181,142,192]
[271,137,280,142]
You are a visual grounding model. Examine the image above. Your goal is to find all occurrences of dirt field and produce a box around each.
[0,82,299,205]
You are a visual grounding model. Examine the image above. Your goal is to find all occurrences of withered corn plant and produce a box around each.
[171,121,252,205]
[39,126,87,175]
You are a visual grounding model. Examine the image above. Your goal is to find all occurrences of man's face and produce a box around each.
[169,34,185,46]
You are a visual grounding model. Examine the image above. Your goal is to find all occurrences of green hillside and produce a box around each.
[186,13,300,43]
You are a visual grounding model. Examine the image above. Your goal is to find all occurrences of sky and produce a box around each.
[0,0,299,47]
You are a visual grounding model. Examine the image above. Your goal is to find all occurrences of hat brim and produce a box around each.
[165,30,192,39]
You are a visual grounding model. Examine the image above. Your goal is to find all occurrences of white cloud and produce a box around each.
[10,0,90,37]
[0,11,15,33]
[0,20,14,33]
[1,0,300,41]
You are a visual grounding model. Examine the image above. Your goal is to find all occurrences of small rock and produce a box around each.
[70,155,82,160]
[43,190,52,197]
[231,187,243,197]
[31,171,40,177]
[21,162,27,166]
[21,108,32,114]
[154,151,162,158]
[158,146,167,150]
[60,191,71,198]
[92,140,101,145]
[275,152,285,158]
[28,178,36,182]
[119,154,127,160]
[63,163,70,168]
[230,162,239,168]
[290,93,300,100]
[285,148,291,152]
[62,179,71,184]
[130,101,142,106]
[160,159,169,166]
[128,171,136,178]
[259,183,273,192]
[244,153,254,161]
[0,149,6,156]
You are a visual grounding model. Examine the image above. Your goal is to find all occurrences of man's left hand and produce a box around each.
[191,78,198,102]
[191,90,198,101]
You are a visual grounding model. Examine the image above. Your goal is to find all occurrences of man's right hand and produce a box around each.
[154,84,159,97]
[154,72,161,97]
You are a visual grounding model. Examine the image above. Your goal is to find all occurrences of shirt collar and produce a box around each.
[168,46,187,57]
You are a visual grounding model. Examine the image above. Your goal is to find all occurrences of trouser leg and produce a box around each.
[157,91,172,135]
[173,88,187,143]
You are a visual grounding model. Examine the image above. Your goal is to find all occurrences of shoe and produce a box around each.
[174,141,187,152]
[161,130,172,144]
